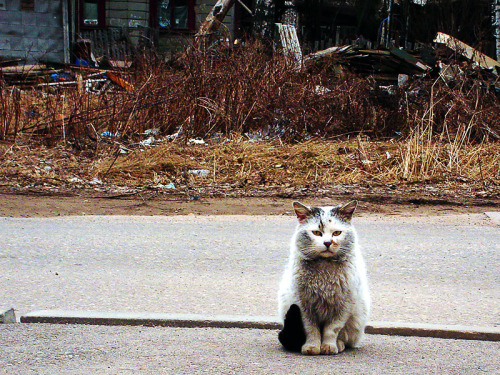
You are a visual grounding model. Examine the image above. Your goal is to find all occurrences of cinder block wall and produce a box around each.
[0,0,65,63]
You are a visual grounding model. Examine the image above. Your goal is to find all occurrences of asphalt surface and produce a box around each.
[1,213,499,374]
[1,214,498,326]
[1,324,499,375]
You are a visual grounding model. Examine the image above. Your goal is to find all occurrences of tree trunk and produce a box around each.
[194,0,236,50]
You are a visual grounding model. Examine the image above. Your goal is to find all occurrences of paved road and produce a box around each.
[1,213,498,327]
[1,324,499,375]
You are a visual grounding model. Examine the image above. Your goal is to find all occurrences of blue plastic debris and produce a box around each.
[101,131,119,138]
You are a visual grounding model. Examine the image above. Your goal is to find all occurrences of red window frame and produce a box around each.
[79,0,106,29]
[150,0,196,32]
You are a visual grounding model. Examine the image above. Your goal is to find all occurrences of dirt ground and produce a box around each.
[1,189,498,218]
[1,139,499,218]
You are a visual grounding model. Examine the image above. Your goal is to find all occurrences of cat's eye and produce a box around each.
[333,231,342,236]
[311,230,322,236]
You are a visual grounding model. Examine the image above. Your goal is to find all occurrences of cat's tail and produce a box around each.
[278,304,306,352]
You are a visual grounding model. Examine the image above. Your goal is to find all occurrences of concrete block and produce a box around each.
[1,308,16,323]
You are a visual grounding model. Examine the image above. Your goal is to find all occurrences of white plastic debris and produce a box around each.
[188,138,206,145]
[143,128,160,135]
[314,85,331,95]
[155,182,176,189]
[89,178,103,185]
[140,136,155,146]
[165,132,180,141]
[188,169,210,177]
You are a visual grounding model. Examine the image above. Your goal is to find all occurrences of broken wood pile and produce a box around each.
[0,63,134,93]
[304,45,432,81]
[0,64,66,87]
[301,32,500,91]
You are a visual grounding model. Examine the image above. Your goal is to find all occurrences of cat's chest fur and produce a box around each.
[295,259,353,324]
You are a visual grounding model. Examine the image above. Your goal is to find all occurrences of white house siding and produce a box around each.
[107,0,149,28]
[0,0,66,63]
[103,0,235,31]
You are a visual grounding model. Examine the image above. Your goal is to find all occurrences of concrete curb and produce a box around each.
[1,308,17,324]
[21,310,280,330]
[365,321,500,341]
[20,310,500,342]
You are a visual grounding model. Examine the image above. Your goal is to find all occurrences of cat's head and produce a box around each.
[292,201,358,260]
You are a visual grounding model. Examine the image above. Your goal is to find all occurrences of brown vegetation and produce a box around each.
[0,42,499,200]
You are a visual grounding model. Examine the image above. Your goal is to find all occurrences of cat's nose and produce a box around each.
[324,241,332,248]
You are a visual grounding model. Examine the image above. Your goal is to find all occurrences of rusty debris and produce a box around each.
[0,62,134,93]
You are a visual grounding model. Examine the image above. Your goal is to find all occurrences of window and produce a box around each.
[21,0,35,11]
[153,0,195,31]
[80,0,105,28]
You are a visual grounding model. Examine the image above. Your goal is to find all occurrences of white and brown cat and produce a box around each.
[278,200,370,355]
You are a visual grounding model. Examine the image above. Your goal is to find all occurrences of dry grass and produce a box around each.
[95,135,499,190]
[0,42,499,194]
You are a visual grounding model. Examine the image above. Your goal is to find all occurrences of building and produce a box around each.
[0,1,497,65]
[0,0,241,64]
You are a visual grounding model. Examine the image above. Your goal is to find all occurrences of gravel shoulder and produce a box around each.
[1,192,498,218]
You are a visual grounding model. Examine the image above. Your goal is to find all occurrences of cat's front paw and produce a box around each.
[320,342,338,355]
[301,343,321,355]
[320,340,345,355]
[337,339,346,353]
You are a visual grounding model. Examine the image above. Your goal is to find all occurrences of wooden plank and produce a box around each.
[434,32,500,74]
[390,47,431,71]
[276,23,302,71]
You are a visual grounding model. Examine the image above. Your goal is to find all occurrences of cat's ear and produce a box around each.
[337,200,358,222]
[293,202,312,223]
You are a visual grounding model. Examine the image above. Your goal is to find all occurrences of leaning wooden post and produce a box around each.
[194,0,236,50]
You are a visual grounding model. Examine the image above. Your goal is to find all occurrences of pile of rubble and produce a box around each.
[0,62,134,93]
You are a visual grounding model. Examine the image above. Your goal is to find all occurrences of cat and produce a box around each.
[278,200,370,355]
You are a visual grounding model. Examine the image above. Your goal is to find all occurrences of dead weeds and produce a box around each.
[0,43,499,205]
[96,136,499,189]
[1,135,498,205]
